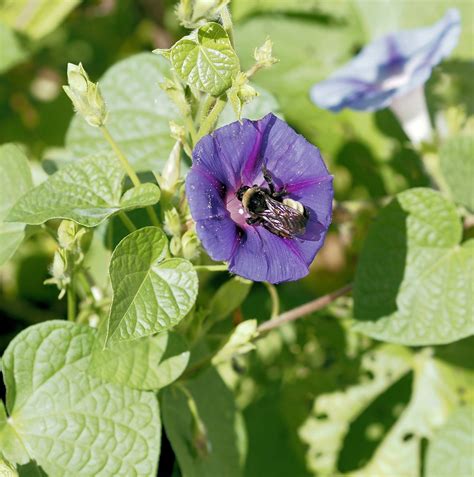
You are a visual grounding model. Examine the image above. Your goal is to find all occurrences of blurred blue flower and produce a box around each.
[186,114,333,284]
[310,9,461,112]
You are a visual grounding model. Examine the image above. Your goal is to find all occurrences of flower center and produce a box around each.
[225,190,248,227]
[379,57,420,91]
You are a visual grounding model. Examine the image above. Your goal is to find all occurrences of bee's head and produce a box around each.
[236,185,250,201]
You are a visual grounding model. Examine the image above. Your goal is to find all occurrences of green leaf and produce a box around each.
[89,330,190,390]
[0,144,33,265]
[425,406,474,477]
[299,345,413,476]
[162,367,246,477]
[7,154,160,227]
[66,53,180,172]
[354,188,474,345]
[0,22,27,74]
[0,451,17,477]
[107,227,198,344]
[440,135,474,211]
[209,277,252,322]
[168,22,240,96]
[0,0,79,39]
[0,321,161,475]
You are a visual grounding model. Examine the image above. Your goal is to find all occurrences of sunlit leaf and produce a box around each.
[209,277,252,322]
[66,53,180,172]
[0,144,33,265]
[106,227,198,344]
[0,321,161,475]
[89,330,190,390]
[425,405,474,477]
[354,188,474,345]
[166,22,240,96]
[7,154,160,227]
[440,135,474,211]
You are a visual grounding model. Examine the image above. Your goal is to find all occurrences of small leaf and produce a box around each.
[169,22,240,96]
[212,320,258,365]
[107,227,198,344]
[89,330,190,390]
[354,188,474,345]
[0,23,27,73]
[7,154,160,227]
[162,367,246,477]
[66,53,180,172]
[440,135,474,211]
[0,144,33,265]
[0,0,80,39]
[0,321,161,475]
[425,406,474,477]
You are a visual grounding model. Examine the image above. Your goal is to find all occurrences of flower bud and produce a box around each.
[157,140,182,193]
[227,72,258,119]
[63,63,107,127]
[181,230,201,260]
[169,235,182,256]
[164,208,182,237]
[254,38,278,70]
[175,0,229,28]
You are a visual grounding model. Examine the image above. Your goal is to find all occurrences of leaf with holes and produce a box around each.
[106,227,198,344]
[66,53,180,172]
[0,321,161,475]
[0,144,33,265]
[6,154,160,227]
[354,188,474,345]
[166,22,240,96]
[89,330,190,390]
[440,135,474,211]
[425,405,474,477]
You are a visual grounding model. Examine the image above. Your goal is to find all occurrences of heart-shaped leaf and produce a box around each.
[7,154,160,227]
[167,22,240,96]
[0,321,161,476]
[0,144,33,265]
[89,330,190,390]
[66,53,180,172]
[354,188,474,345]
[106,227,198,344]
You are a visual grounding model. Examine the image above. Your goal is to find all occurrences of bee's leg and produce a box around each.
[246,217,262,226]
[262,165,276,195]
[272,189,287,200]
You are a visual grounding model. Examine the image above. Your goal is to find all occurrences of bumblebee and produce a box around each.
[236,166,308,239]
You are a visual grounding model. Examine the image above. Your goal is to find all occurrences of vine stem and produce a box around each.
[194,264,228,272]
[67,282,76,322]
[257,284,353,333]
[118,212,136,232]
[197,96,227,140]
[263,282,280,318]
[100,125,160,227]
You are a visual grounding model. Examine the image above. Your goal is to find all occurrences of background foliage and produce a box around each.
[0,1,473,476]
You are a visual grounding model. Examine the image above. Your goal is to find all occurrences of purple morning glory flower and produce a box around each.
[186,113,333,284]
[310,9,460,113]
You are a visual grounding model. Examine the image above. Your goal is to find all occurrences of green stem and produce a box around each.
[185,115,198,147]
[100,125,160,227]
[194,264,228,272]
[77,272,93,300]
[119,212,137,232]
[220,6,234,46]
[263,282,280,319]
[100,125,141,187]
[197,96,227,140]
[67,281,76,322]
[197,95,216,129]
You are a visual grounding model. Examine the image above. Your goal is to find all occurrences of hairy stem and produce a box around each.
[67,282,76,322]
[257,284,353,333]
[100,125,160,227]
[118,212,137,232]
[194,264,228,272]
[197,96,227,140]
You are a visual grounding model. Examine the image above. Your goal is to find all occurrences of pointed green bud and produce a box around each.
[157,141,182,193]
[63,62,107,127]
[175,0,229,29]
[170,235,182,256]
[45,250,70,299]
[164,208,182,237]
[227,72,258,119]
[169,121,186,142]
[181,230,201,260]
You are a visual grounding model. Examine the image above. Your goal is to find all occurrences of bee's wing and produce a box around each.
[260,196,308,238]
